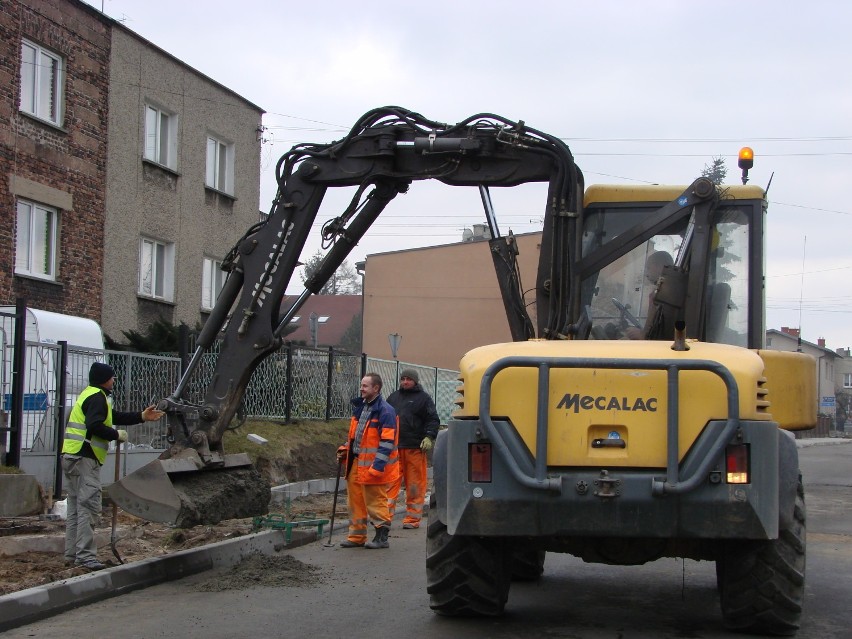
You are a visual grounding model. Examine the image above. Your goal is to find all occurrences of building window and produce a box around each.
[844,373,852,389]
[15,199,58,280]
[139,237,174,301]
[144,105,177,169]
[205,135,234,194]
[19,40,63,125]
[201,257,226,310]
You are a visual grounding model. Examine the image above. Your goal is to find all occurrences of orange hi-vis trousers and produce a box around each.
[346,479,391,544]
[387,448,427,527]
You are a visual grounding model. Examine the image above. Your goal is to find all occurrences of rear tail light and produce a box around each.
[725,443,750,484]
[469,443,492,482]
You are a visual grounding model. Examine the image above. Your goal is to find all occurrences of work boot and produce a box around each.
[76,559,107,571]
[365,526,389,549]
[339,539,365,548]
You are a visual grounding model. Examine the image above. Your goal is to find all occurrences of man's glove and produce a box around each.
[336,445,348,463]
[116,430,128,443]
[420,437,433,452]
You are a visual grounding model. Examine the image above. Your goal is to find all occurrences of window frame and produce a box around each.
[844,372,852,389]
[15,199,59,281]
[19,39,64,126]
[201,256,226,311]
[138,237,175,302]
[144,104,178,169]
[205,134,235,195]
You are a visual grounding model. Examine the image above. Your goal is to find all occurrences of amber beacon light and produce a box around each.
[738,146,754,185]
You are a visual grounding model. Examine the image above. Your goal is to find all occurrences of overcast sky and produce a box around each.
[87,0,852,351]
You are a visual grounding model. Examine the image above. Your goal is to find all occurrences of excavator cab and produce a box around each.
[575,184,767,349]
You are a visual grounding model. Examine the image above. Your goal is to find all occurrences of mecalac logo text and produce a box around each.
[556,393,658,414]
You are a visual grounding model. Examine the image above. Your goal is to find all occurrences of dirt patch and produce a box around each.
[255,441,341,486]
[193,553,326,591]
[172,466,272,528]
[0,439,343,597]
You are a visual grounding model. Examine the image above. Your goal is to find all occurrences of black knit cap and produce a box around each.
[89,362,115,386]
[400,368,419,384]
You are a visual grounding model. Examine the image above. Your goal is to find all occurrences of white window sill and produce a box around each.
[142,157,180,176]
[18,110,67,133]
[14,271,60,285]
[136,293,176,306]
[204,185,236,201]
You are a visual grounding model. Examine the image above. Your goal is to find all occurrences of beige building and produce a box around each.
[362,233,541,370]
[101,25,264,341]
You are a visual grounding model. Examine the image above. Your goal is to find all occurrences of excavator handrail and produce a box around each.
[477,354,741,496]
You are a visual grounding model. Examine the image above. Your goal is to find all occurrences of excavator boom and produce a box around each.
[109,106,584,525]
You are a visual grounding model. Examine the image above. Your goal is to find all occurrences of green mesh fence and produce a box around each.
[10,341,458,453]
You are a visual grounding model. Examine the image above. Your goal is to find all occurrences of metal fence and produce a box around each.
[179,338,457,424]
[2,339,458,458]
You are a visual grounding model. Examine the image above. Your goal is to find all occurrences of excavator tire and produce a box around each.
[509,547,546,581]
[425,495,510,616]
[716,474,806,636]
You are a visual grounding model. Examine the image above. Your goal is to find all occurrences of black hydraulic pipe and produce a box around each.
[303,181,402,295]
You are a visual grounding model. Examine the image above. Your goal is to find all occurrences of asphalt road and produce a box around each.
[5,441,851,639]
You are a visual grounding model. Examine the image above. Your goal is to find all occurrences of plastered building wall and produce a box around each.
[101,26,263,341]
[361,233,542,370]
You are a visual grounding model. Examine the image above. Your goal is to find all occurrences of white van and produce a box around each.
[0,307,105,451]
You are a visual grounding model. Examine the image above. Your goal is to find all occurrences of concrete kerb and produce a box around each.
[0,477,350,633]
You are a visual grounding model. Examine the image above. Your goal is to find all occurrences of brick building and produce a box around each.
[1,0,264,342]
[1,0,111,319]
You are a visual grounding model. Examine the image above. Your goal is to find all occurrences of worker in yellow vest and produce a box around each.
[61,362,164,570]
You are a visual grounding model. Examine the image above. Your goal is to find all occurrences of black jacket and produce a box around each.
[386,384,440,449]
[77,389,144,462]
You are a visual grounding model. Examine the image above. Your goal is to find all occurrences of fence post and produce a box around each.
[325,346,334,422]
[53,341,68,498]
[360,353,367,379]
[7,297,27,468]
[285,342,293,423]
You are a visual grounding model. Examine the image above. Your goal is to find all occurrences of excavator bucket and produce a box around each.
[108,452,271,528]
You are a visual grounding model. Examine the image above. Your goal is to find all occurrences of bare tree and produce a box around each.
[300,250,362,295]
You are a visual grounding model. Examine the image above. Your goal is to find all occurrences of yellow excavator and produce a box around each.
[109,108,814,635]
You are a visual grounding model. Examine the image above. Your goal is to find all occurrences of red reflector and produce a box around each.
[469,443,492,483]
[725,443,750,484]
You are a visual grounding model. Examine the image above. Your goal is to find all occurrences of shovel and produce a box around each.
[110,441,124,564]
[322,458,344,547]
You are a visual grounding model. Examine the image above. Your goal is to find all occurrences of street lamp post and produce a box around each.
[355,260,365,354]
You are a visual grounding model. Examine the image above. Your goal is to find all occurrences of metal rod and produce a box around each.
[478,184,501,239]
[323,459,344,547]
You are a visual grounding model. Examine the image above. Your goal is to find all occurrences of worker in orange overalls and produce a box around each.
[386,368,440,529]
[337,373,399,549]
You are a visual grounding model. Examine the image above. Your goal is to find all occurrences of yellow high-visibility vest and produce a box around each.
[62,386,114,464]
